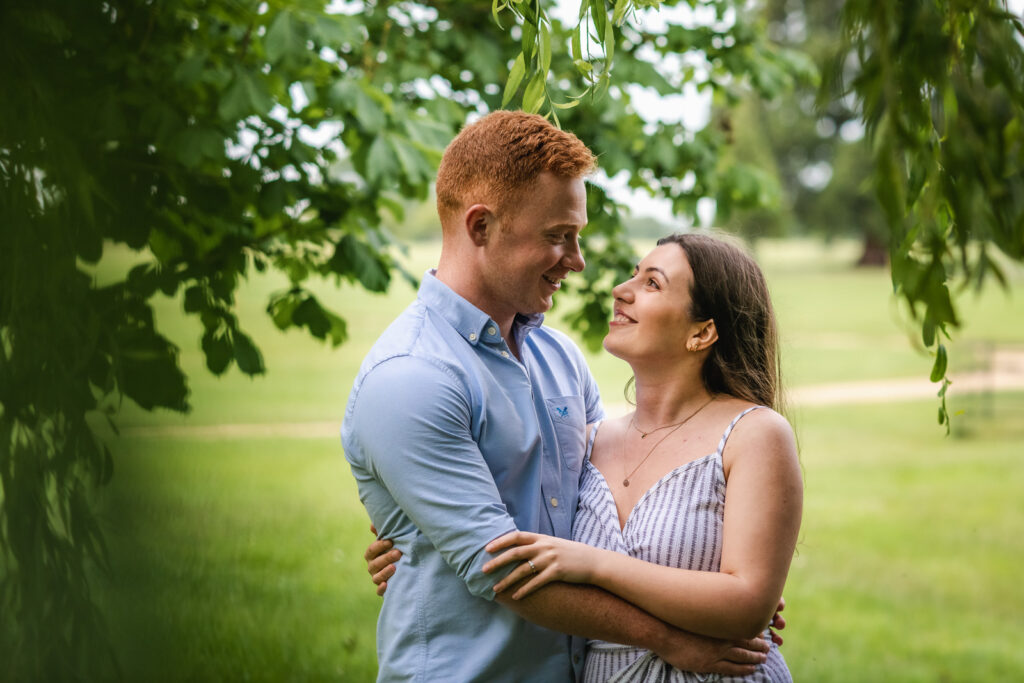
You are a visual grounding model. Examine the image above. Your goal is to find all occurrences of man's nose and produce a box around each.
[562,239,585,272]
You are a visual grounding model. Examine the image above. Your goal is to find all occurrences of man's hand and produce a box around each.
[655,630,769,677]
[365,524,402,597]
[769,597,786,646]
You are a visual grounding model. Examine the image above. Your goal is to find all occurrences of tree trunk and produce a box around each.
[857,231,888,267]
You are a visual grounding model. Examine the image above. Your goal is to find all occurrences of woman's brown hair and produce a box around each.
[658,233,783,411]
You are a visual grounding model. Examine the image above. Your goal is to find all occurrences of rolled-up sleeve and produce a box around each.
[345,355,517,599]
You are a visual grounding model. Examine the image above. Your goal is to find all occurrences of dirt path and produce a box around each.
[121,350,1024,438]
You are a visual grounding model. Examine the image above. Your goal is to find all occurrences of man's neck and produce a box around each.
[434,262,519,354]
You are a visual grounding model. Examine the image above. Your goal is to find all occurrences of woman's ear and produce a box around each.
[688,320,718,352]
[464,204,494,246]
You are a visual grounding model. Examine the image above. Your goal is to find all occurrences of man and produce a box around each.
[341,111,769,681]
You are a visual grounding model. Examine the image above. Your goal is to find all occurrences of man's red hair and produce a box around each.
[435,110,596,226]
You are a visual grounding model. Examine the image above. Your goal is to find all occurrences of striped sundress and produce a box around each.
[572,407,792,683]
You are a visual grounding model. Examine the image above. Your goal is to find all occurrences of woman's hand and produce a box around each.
[366,524,402,597]
[481,530,599,599]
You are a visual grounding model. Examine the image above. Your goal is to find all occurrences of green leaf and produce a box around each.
[265,11,301,65]
[522,70,547,114]
[183,285,205,313]
[612,0,630,26]
[292,297,332,339]
[202,328,233,375]
[330,234,391,292]
[173,127,224,168]
[504,52,527,107]
[491,0,506,29]
[551,99,580,110]
[366,135,400,185]
[590,0,607,39]
[233,330,265,375]
[329,80,384,133]
[521,17,537,60]
[118,329,190,411]
[391,135,434,185]
[921,317,936,347]
[930,344,948,383]
[603,16,615,70]
[539,22,552,75]
[173,53,205,86]
[267,291,300,331]
[404,116,453,150]
[218,71,274,122]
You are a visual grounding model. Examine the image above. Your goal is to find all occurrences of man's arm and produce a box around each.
[496,580,766,676]
[366,535,787,647]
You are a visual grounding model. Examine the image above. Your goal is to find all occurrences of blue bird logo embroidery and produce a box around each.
[555,406,569,418]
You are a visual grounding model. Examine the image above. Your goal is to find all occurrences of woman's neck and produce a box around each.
[631,367,713,428]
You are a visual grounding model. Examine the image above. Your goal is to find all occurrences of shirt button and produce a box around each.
[550,497,558,508]
[487,326,497,335]
[501,351,509,358]
[469,333,477,341]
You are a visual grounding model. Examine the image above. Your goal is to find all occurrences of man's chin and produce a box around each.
[522,296,553,316]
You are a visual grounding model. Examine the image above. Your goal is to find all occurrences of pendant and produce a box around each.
[640,433,647,439]
[623,479,630,487]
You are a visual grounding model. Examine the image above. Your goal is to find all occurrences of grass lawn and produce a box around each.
[86,237,1024,681]
[98,396,1024,682]
[99,436,379,682]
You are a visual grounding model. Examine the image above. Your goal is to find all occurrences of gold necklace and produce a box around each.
[631,412,698,439]
[622,397,715,487]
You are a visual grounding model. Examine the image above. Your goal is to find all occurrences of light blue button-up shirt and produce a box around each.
[342,272,604,682]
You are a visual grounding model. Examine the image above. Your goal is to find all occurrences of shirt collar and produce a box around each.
[418,270,545,346]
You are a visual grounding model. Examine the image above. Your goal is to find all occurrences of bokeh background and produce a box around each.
[95,236,1024,681]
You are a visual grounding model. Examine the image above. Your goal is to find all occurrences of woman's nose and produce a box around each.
[612,279,633,301]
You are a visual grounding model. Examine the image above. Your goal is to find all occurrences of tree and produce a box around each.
[715,0,890,264]
[0,0,804,678]
[824,0,1024,425]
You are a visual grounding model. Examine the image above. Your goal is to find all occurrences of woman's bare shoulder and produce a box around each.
[721,404,798,470]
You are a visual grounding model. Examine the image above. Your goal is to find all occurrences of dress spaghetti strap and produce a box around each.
[714,405,765,458]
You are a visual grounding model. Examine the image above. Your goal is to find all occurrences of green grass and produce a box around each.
[89,238,1024,681]
[98,437,378,682]
[784,395,1024,682]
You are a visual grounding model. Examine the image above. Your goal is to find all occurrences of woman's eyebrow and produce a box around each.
[643,266,670,283]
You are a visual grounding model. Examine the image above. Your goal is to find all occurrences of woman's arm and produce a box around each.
[484,409,802,640]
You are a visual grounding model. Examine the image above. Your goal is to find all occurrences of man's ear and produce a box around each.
[463,204,494,247]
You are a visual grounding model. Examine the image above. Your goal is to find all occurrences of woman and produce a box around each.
[369,234,802,682]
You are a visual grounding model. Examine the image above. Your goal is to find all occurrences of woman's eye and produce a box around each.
[647,278,659,288]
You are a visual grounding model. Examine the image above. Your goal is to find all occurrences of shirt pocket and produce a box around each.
[545,395,585,472]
